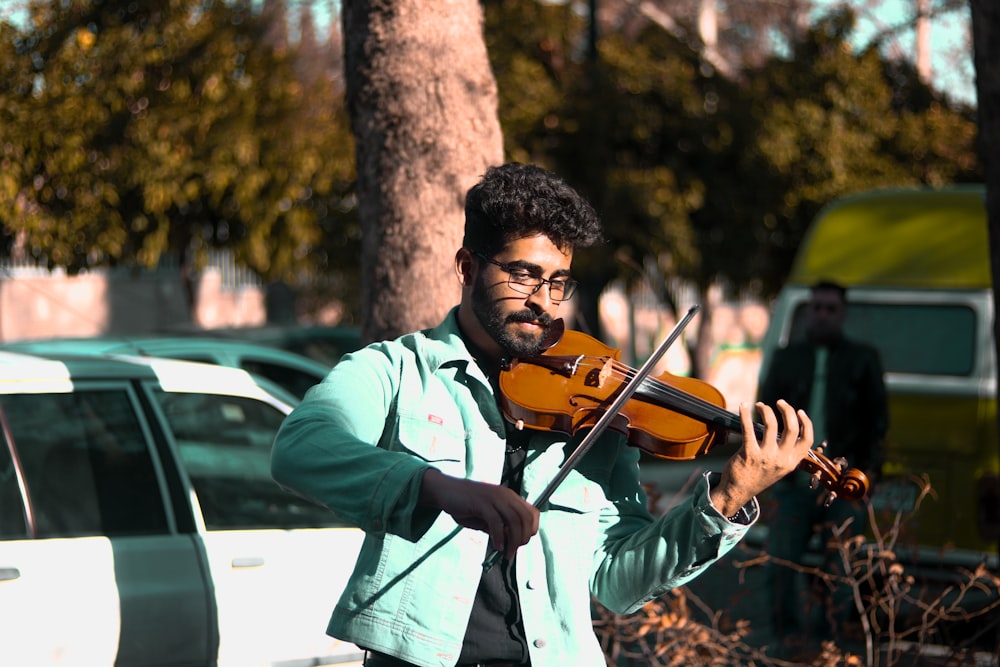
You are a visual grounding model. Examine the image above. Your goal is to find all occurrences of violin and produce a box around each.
[497,321,869,503]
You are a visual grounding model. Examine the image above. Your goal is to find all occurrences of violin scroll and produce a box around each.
[799,449,870,504]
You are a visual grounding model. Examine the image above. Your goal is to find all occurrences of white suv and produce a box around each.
[0,351,364,667]
[0,336,336,399]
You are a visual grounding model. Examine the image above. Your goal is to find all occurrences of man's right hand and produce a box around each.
[419,468,540,560]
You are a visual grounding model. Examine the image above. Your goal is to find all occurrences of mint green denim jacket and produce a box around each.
[271,308,756,667]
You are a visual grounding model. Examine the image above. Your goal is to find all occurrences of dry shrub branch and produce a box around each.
[593,475,1000,666]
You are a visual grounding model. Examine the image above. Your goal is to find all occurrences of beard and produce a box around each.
[471,276,553,358]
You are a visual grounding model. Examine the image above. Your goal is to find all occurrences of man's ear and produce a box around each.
[455,248,475,287]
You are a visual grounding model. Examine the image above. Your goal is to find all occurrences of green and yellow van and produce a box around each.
[758,185,999,566]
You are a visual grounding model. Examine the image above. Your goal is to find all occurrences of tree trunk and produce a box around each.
[915,0,932,86]
[970,0,1000,563]
[342,0,505,343]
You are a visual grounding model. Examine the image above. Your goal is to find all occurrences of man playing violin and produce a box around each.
[271,162,815,667]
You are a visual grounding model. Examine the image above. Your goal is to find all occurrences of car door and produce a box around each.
[144,378,365,667]
[0,383,214,667]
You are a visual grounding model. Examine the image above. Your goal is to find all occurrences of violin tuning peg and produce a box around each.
[824,491,837,507]
[834,456,848,472]
[809,471,822,490]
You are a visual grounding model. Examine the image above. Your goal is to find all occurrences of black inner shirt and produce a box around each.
[458,425,531,664]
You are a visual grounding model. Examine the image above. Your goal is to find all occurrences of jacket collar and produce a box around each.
[418,307,484,372]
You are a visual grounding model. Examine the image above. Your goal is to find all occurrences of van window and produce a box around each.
[0,391,169,539]
[789,302,977,376]
[153,391,343,530]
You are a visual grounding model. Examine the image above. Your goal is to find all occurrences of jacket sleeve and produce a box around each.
[270,347,438,541]
[587,439,755,614]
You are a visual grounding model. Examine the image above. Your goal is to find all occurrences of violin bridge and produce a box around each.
[598,357,613,388]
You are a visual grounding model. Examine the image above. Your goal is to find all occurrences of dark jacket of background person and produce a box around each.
[759,336,888,481]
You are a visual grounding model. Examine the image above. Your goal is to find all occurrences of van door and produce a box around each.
[0,386,214,666]
[146,385,365,667]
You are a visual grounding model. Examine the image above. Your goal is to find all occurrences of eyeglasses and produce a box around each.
[473,252,578,302]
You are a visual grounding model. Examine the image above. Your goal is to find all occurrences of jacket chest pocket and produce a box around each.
[536,476,604,578]
[541,474,603,538]
[547,481,603,512]
[395,413,467,476]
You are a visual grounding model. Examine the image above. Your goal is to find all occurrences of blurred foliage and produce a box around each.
[0,0,981,324]
[735,10,981,294]
[485,1,980,304]
[0,0,359,312]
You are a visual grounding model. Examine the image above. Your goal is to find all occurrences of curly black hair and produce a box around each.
[462,163,605,256]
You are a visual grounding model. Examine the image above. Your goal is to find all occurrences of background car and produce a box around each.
[0,335,335,399]
[182,324,364,367]
[0,351,364,666]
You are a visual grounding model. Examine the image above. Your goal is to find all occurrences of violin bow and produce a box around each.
[483,304,702,570]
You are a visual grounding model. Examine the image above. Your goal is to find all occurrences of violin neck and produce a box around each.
[636,377,745,435]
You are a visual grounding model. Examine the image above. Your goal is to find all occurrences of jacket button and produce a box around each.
[533,639,546,648]
[525,579,536,589]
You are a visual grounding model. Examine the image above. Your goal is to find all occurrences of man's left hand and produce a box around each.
[711,399,814,518]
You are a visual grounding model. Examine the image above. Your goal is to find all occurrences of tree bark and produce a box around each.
[342,0,505,343]
[970,0,1000,563]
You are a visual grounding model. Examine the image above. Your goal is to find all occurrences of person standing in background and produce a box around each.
[758,279,889,651]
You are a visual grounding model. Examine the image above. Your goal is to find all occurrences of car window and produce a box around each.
[789,301,977,376]
[285,335,361,367]
[150,350,322,399]
[0,390,169,539]
[239,359,324,399]
[151,390,343,530]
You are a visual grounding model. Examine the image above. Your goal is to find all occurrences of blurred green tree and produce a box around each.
[737,8,979,297]
[0,0,981,339]
[484,1,978,373]
[0,0,359,317]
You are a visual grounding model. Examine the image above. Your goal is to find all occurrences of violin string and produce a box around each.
[567,357,831,473]
[604,359,737,425]
[560,357,840,481]
[566,357,726,422]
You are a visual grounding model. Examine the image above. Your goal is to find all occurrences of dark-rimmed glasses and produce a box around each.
[473,252,578,302]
